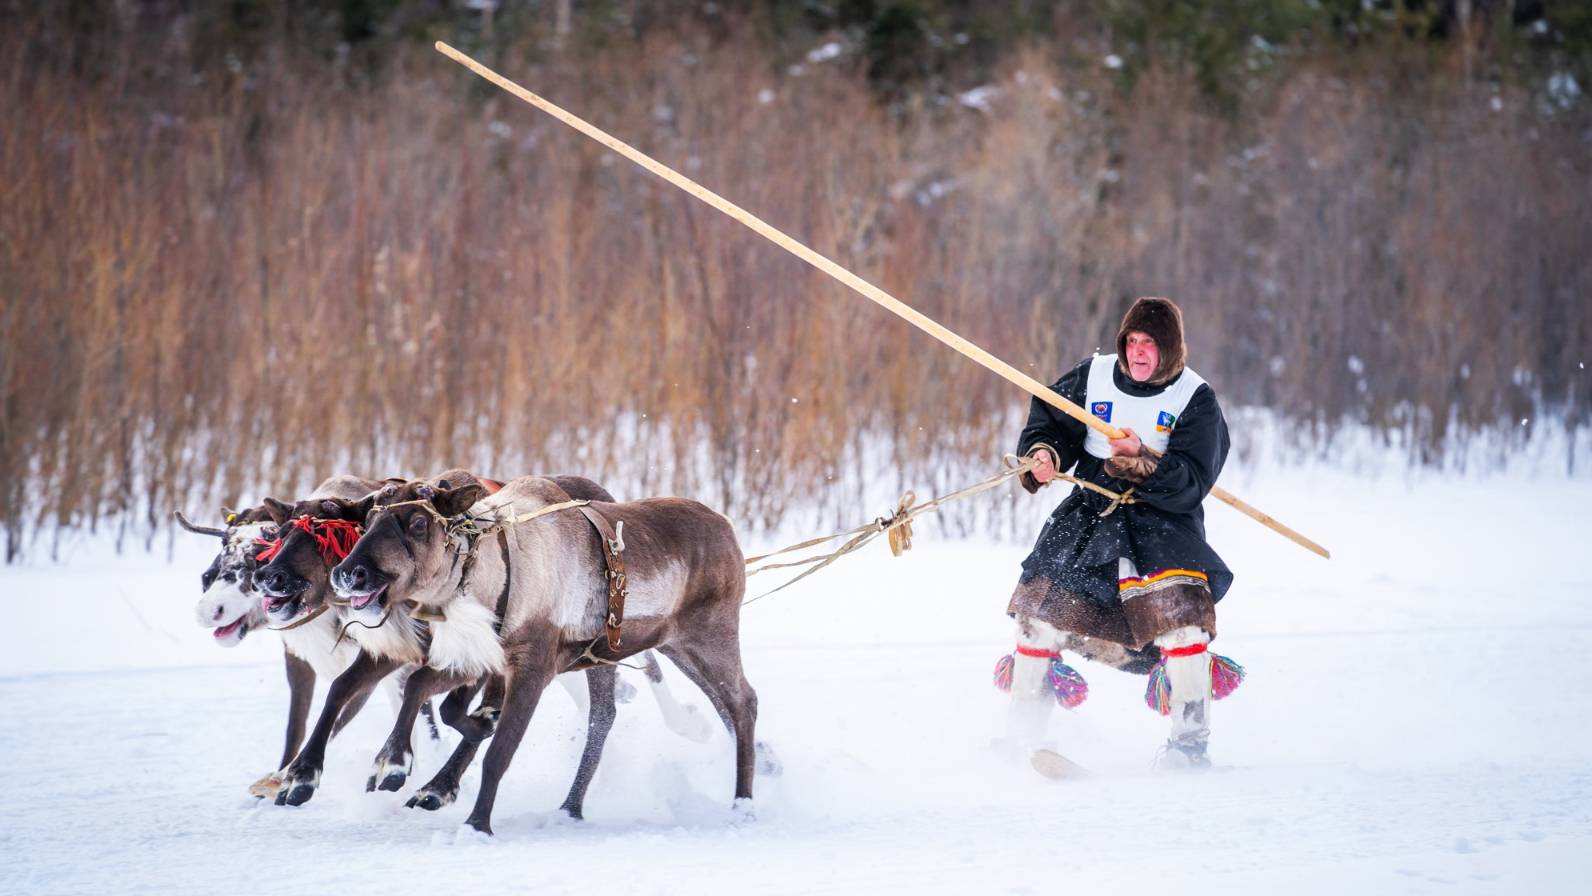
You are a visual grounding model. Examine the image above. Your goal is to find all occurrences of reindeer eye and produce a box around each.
[408,514,429,536]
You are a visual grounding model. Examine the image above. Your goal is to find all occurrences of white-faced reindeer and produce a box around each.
[311,476,759,835]
[256,474,715,812]
[177,475,412,791]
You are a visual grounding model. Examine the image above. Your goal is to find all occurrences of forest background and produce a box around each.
[3,0,1588,560]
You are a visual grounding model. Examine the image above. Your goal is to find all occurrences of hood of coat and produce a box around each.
[1116,296,1186,386]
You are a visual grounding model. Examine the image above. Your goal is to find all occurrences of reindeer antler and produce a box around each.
[173,510,226,537]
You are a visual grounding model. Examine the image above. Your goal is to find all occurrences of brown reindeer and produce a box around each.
[323,476,757,835]
[260,473,707,814]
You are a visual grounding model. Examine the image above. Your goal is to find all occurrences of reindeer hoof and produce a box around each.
[464,815,494,836]
[248,772,284,799]
[273,767,320,806]
[406,787,454,811]
[367,751,413,793]
[731,797,757,823]
[462,706,499,740]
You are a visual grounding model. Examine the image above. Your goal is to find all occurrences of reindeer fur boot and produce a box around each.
[1153,625,1213,769]
[994,619,1072,760]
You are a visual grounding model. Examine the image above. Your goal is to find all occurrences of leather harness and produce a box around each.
[320,492,632,657]
[573,504,629,651]
[448,499,630,653]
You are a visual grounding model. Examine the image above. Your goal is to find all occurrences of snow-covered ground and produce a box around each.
[3,464,1590,894]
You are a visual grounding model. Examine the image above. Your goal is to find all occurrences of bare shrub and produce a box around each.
[1,22,1586,560]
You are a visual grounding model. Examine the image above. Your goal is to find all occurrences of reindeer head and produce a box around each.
[178,505,281,647]
[252,497,368,628]
[329,480,488,626]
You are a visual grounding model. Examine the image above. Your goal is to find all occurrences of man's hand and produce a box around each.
[1109,427,1142,457]
[1030,449,1056,484]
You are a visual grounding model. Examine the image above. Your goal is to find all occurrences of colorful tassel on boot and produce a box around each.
[1144,651,1246,714]
[994,650,1088,709]
[992,654,1015,692]
[1210,652,1245,700]
[1046,658,1089,709]
[1144,662,1173,715]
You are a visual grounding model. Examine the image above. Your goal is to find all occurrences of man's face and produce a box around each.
[1124,330,1160,382]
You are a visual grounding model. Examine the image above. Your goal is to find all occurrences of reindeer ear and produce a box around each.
[320,496,375,522]
[431,484,488,518]
[261,498,294,524]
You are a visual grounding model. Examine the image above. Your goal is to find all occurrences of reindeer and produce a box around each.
[177,476,419,793]
[256,473,713,811]
[312,476,757,835]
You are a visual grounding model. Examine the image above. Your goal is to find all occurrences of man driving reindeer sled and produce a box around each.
[995,296,1243,772]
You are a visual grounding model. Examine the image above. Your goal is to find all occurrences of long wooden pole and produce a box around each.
[435,42,1331,560]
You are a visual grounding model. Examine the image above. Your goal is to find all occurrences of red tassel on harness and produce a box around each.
[255,516,363,567]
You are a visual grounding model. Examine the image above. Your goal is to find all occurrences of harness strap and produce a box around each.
[574,504,629,651]
[268,603,331,632]
[492,528,511,635]
[363,496,621,651]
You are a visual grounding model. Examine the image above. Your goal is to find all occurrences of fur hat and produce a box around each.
[1116,296,1186,386]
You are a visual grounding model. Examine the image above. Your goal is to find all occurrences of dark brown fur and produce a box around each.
[1104,450,1159,483]
[1009,575,1215,651]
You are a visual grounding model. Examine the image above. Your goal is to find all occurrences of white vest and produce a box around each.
[1081,354,1206,460]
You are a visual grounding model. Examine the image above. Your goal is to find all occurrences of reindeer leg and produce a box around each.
[555,669,591,719]
[406,738,480,811]
[437,680,484,731]
[419,699,442,742]
[446,674,504,742]
[329,683,377,739]
[406,678,500,812]
[641,650,714,743]
[367,665,475,793]
[278,650,315,770]
[556,664,618,821]
[275,651,399,806]
[249,651,318,798]
[463,660,556,835]
[658,642,760,803]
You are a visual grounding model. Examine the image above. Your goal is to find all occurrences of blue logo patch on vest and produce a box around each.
[1091,401,1113,422]
[1156,410,1176,433]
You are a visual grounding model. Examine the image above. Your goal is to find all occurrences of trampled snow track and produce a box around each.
[3,467,1590,894]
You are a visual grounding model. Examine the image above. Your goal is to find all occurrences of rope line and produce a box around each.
[742,456,1136,605]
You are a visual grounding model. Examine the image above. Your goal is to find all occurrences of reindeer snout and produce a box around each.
[257,567,301,597]
[341,563,371,591]
[258,569,287,594]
